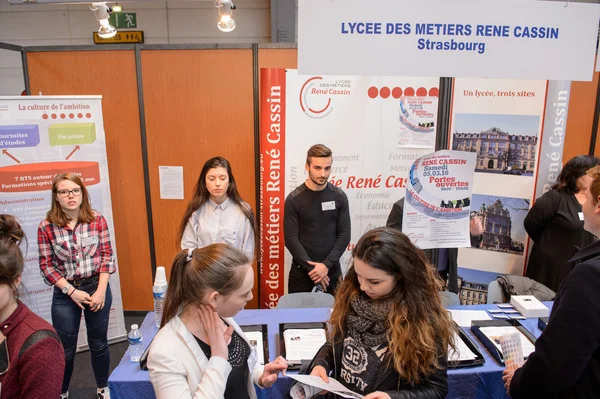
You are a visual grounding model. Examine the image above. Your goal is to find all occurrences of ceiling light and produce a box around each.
[215,0,236,33]
[91,2,117,39]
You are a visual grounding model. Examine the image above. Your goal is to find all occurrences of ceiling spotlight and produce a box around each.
[215,0,236,33]
[91,2,117,39]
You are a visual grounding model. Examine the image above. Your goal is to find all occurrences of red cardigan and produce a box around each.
[0,301,64,399]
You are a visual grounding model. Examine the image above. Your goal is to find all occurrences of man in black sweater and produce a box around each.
[284,144,351,295]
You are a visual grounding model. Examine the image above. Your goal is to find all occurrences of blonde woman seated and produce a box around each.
[147,244,287,399]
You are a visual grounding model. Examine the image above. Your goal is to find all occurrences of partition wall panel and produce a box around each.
[258,47,298,69]
[140,49,259,308]
[27,50,154,310]
[564,72,599,160]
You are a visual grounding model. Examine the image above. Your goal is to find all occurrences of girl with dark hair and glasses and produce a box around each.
[525,155,600,291]
[178,157,257,261]
[37,172,116,399]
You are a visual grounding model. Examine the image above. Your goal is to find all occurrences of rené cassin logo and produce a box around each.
[299,77,351,119]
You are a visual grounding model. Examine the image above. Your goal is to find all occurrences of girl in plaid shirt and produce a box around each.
[37,173,115,399]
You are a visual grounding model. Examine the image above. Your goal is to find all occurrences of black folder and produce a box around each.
[240,324,269,364]
[448,325,485,368]
[471,319,537,365]
[279,322,327,370]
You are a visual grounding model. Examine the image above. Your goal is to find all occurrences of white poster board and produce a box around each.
[403,150,477,249]
[0,95,127,348]
[449,79,548,276]
[259,69,439,307]
[298,0,600,81]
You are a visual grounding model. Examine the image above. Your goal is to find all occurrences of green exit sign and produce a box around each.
[108,12,137,29]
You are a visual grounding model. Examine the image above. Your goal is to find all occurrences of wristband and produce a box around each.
[68,288,76,297]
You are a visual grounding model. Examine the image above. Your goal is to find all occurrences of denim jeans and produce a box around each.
[52,281,112,393]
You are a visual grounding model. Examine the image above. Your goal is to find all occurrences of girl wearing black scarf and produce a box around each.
[307,227,455,399]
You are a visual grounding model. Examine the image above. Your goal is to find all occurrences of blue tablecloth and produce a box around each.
[109,303,552,399]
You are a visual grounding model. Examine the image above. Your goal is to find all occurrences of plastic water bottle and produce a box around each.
[153,266,168,328]
[128,324,143,362]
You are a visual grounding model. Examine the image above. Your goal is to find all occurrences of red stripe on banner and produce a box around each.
[259,68,286,309]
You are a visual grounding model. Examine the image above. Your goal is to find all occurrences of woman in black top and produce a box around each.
[524,155,599,291]
[195,319,252,398]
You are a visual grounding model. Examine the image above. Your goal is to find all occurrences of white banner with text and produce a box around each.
[298,0,600,81]
[0,95,127,348]
[449,79,548,276]
[259,69,439,307]
[403,150,477,250]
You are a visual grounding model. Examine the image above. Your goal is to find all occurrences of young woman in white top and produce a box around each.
[178,157,256,261]
[147,244,287,399]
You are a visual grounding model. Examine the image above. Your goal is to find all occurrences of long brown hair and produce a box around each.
[330,227,456,385]
[46,173,94,227]
[0,214,26,298]
[177,157,257,248]
[160,244,250,327]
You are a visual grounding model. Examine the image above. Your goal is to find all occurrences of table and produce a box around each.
[109,303,551,399]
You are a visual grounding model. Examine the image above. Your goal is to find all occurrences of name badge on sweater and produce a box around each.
[579,212,584,221]
[321,201,336,211]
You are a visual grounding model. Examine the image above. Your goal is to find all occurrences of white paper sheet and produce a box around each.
[448,331,478,362]
[283,328,326,363]
[448,310,492,328]
[289,374,364,399]
[479,326,535,358]
[244,330,265,365]
[499,332,525,370]
[159,165,184,199]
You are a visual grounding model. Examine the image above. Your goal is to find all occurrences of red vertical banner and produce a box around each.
[259,68,286,308]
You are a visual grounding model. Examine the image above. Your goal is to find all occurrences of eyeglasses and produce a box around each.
[56,188,82,197]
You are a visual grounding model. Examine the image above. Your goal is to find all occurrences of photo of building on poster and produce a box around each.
[451,113,541,176]
[470,194,530,255]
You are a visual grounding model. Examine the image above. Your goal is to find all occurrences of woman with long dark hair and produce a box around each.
[525,155,600,291]
[147,244,287,398]
[0,214,64,398]
[37,173,115,399]
[307,227,455,398]
[179,157,257,261]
